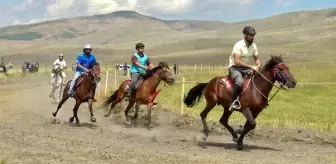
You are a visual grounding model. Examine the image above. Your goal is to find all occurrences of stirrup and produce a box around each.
[229,98,241,111]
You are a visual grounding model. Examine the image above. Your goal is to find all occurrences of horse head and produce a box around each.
[155,61,175,85]
[89,63,101,83]
[261,55,297,88]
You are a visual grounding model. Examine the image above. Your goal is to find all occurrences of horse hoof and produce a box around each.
[69,117,74,123]
[232,137,238,143]
[146,124,154,130]
[90,117,96,122]
[104,113,110,117]
[202,134,208,141]
[52,112,56,117]
[132,115,138,120]
[125,121,132,127]
[236,143,244,151]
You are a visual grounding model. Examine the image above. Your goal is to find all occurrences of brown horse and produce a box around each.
[183,55,297,150]
[103,61,175,129]
[52,63,101,125]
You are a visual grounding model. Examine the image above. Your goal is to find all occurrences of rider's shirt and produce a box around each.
[53,59,67,70]
[228,39,258,68]
[130,53,151,73]
[76,53,96,72]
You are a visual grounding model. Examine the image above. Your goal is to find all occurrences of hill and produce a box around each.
[0,8,335,65]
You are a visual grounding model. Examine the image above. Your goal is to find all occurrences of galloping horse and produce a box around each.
[49,64,64,102]
[52,63,101,125]
[0,62,13,73]
[184,55,297,150]
[104,61,175,129]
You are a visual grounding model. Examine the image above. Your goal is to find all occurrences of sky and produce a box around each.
[0,0,335,27]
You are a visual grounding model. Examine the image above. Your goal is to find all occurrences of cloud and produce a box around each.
[0,0,259,27]
[276,0,296,6]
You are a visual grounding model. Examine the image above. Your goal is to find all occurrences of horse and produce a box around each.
[49,65,64,102]
[52,63,101,125]
[0,63,13,73]
[103,61,175,129]
[183,55,297,150]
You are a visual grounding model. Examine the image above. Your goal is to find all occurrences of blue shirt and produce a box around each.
[130,53,148,73]
[75,53,96,72]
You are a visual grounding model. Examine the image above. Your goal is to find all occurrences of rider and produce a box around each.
[125,43,154,101]
[68,44,97,102]
[228,26,261,110]
[50,54,67,85]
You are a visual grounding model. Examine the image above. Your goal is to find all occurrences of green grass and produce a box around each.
[0,32,43,40]
[154,63,336,132]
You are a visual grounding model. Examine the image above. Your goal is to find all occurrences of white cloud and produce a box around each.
[276,0,295,6]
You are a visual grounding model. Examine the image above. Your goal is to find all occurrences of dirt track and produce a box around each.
[0,74,336,164]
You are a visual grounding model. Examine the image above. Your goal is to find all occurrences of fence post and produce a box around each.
[194,64,196,71]
[181,77,185,115]
[104,70,108,96]
[114,69,117,89]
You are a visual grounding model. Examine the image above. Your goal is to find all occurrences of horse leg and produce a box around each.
[219,105,239,143]
[52,90,70,117]
[146,102,154,130]
[132,101,140,119]
[104,92,124,117]
[88,99,96,122]
[236,108,256,150]
[124,100,136,127]
[70,100,81,125]
[200,102,216,140]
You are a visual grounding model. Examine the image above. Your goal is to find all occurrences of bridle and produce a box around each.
[251,62,292,108]
[150,67,175,84]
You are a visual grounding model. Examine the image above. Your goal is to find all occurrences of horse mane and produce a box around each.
[142,61,169,80]
[260,55,283,72]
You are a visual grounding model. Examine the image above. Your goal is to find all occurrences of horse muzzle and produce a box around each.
[166,77,175,85]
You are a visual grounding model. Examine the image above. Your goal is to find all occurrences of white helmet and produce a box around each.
[83,44,92,49]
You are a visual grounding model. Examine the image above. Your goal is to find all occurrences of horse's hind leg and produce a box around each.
[200,102,216,140]
[124,100,136,127]
[52,91,70,117]
[219,105,239,143]
[104,91,124,117]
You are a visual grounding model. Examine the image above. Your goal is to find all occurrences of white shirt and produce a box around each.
[228,39,258,67]
[53,59,67,70]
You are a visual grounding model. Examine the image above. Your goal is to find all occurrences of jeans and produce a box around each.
[127,72,141,95]
[228,66,251,102]
[68,71,82,94]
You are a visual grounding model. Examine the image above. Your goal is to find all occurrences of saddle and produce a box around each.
[220,69,254,94]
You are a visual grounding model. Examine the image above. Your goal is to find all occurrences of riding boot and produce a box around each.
[230,86,242,110]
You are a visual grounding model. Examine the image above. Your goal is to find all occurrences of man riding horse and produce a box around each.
[125,43,154,101]
[68,44,97,102]
[50,54,67,85]
[229,26,261,111]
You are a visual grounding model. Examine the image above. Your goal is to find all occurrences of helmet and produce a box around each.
[135,43,145,50]
[83,44,92,49]
[242,26,257,35]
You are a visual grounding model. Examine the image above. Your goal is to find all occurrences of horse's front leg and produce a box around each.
[88,99,96,122]
[132,101,140,119]
[146,102,154,130]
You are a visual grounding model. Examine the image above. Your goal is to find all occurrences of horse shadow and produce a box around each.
[197,141,282,152]
[69,122,99,129]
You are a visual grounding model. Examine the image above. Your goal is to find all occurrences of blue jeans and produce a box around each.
[68,71,82,95]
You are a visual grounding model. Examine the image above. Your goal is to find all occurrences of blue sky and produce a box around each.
[0,0,335,27]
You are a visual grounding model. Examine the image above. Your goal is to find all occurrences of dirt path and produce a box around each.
[0,75,335,164]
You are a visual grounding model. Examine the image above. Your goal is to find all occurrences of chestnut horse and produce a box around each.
[184,55,297,150]
[103,61,175,129]
[52,63,101,125]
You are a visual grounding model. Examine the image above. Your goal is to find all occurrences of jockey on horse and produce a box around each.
[68,44,97,102]
[229,26,262,111]
[125,42,154,101]
[50,54,67,85]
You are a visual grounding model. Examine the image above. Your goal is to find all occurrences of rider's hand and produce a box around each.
[84,68,90,73]
[145,66,151,70]
[251,65,259,72]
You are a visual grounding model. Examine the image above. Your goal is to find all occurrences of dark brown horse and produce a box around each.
[103,61,175,129]
[52,63,101,125]
[184,55,297,150]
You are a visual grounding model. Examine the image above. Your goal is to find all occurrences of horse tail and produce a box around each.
[184,82,208,108]
[103,90,118,107]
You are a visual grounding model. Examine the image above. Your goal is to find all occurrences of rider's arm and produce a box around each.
[252,46,261,68]
[63,61,67,69]
[76,57,88,71]
[131,55,148,69]
[146,57,154,68]
[232,42,253,68]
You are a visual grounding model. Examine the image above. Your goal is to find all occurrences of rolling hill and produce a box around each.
[0,8,335,65]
